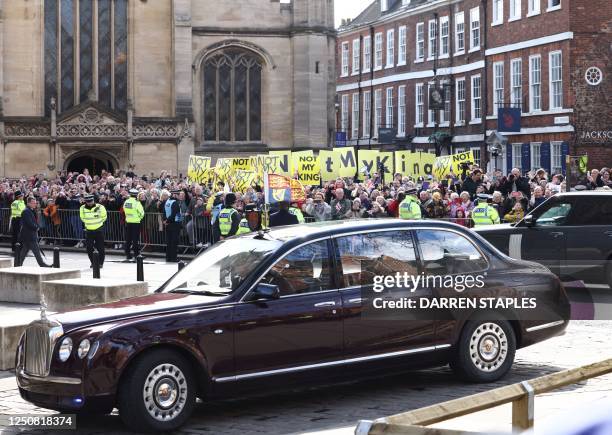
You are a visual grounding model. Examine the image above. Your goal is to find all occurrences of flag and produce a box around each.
[265,173,291,204]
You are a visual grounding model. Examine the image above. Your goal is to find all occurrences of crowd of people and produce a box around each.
[1,163,610,253]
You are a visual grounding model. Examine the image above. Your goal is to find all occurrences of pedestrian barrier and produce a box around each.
[355,357,612,435]
[0,208,215,254]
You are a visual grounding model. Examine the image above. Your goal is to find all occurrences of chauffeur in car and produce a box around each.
[16,220,570,432]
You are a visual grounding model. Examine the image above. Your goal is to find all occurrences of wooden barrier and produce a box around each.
[356,358,612,435]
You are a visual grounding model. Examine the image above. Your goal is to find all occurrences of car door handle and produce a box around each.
[550,232,564,238]
[347,297,363,305]
[314,301,336,308]
[605,231,612,237]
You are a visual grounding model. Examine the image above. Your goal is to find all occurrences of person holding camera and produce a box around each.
[304,192,331,222]
[460,168,483,199]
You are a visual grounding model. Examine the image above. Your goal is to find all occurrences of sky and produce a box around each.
[335,0,374,28]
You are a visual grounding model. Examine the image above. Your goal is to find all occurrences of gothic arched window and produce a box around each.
[44,0,128,116]
[203,50,262,142]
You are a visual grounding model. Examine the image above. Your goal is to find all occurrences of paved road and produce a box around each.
[0,320,611,435]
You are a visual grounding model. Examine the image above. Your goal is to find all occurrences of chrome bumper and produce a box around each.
[17,369,82,386]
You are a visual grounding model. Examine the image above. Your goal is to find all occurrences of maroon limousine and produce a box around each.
[16,220,570,432]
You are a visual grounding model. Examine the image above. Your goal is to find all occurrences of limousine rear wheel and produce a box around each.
[118,349,196,432]
[451,314,516,383]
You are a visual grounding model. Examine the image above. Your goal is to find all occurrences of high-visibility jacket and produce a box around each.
[472,204,500,226]
[289,207,305,224]
[123,197,145,224]
[10,199,25,220]
[218,208,237,236]
[399,197,422,220]
[164,199,182,223]
[236,218,251,235]
[79,204,108,231]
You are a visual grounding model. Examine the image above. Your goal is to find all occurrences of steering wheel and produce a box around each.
[266,268,296,295]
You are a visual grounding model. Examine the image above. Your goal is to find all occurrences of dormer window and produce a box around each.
[381,0,388,12]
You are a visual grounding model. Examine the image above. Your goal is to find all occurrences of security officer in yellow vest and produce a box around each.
[123,189,145,261]
[399,188,422,220]
[163,189,182,263]
[80,194,108,268]
[214,193,242,239]
[10,190,26,253]
[288,202,305,224]
[472,194,501,226]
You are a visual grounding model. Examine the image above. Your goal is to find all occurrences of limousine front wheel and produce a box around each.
[118,349,196,432]
[451,314,516,383]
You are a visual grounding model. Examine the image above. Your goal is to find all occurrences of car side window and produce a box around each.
[535,201,572,227]
[565,198,612,226]
[336,231,418,288]
[260,240,332,297]
[416,230,488,275]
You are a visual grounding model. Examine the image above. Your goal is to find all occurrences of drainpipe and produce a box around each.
[369,25,375,151]
[481,0,489,169]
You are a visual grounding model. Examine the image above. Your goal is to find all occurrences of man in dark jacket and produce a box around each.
[269,201,299,227]
[461,169,483,199]
[502,168,531,199]
[18,197,51,267]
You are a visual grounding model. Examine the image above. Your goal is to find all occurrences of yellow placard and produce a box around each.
[268,150,292,177]
[296,154,321,186]
[319,150,338,182]
[333,147,357,178]
[433,151,474,179]
[187,155,212,184]
[394,151,436,178]
[231,157,252,171]
[233,170,257,193]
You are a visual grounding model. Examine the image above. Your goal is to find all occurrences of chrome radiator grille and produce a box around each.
[23,322,63,377]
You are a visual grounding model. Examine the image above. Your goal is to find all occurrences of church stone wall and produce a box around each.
[4,143,49,178]
[2,0,43,116]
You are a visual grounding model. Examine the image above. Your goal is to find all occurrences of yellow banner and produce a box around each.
[334,147,357,178]
[187,155,212,184]
[319,150,338,182]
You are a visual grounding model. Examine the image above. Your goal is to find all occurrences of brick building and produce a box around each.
[336,0,611,175]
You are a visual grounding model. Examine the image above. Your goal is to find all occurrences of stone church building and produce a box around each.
[0,0,336,177]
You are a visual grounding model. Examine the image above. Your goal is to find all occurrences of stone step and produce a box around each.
[0,303,44,370]
[42,278,149,312]
[0,267,81,304]
[0,258,14,269]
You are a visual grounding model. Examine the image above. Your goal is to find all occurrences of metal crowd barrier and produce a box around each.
[0,208,480,255]
[0,208,215,254]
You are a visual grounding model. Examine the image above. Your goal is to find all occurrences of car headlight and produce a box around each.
[77,339,91,359]
[58,337,73,362]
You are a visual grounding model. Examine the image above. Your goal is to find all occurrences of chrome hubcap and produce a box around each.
[469,322,508,372]
[143,363,187,422]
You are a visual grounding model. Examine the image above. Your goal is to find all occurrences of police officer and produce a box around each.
[164,189,182,263]
[80,194,108,268]
[288,202,305,224]
[399,188,422,220]
[123,189,145,261]
[10,191,25,253]
[472,194,501,226]
[215,193,241,238]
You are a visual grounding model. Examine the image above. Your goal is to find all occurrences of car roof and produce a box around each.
[561,190,612,196]
[262,219,465,242]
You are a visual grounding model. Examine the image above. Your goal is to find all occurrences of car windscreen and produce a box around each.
[161,237,283,295]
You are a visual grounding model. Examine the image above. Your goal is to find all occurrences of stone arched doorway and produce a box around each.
[65,150,119,176]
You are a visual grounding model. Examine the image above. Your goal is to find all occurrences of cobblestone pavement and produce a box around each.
[0,320,611,435]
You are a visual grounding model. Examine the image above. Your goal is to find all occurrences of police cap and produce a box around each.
[84,194,95,202]
[129,189,139,197]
